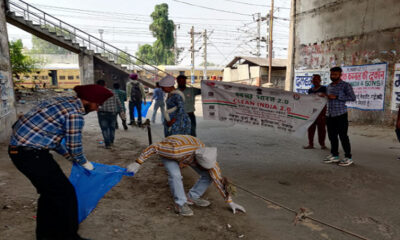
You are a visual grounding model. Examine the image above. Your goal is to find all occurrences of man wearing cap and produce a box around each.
[127,135,246,216]
[126,73,146,126]
[8,84,113,240]
[177,74,201,137]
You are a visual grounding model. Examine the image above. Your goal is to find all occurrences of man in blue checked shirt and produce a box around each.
[322,67,356,167]
[8,84,113,240]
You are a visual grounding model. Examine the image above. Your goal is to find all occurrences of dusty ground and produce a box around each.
[2,91,400,240]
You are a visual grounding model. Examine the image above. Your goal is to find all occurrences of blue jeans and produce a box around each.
[151,100,165,123]
[162,157,213,206]
[129,101,142,124]
[97,111,117,147]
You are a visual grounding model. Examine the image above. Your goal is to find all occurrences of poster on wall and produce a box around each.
[341,63,387,111]
[201,80,327,138]
[293,70,330,94]
[390,64,400,111]
[294,63,387,111]
[0,71,12,119]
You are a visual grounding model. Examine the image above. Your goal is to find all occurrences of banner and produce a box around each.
[390,63,400,111]
[201,80,327,137]
[293,70,330,94]
[341,63,387,111]
[294,63,387,111]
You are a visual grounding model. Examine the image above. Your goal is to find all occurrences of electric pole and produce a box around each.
[174,24,179,65]
[266,0,274,87]
[256,13,261,57]
[203,29,207,80]
[190,26,195,84]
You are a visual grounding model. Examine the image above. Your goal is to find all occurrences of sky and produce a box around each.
[7,0,291,67]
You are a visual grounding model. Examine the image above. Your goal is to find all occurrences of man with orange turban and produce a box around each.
[8,84,113,240]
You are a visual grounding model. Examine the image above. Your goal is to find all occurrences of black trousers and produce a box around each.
[187,112,197,137]
[8,147,80,240]
[326,113,352,158]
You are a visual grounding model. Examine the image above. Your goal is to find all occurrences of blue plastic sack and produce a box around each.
[69,162,134,223]
[134,102,152,118]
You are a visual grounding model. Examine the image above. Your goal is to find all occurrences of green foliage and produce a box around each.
[117,51,132,65]
[9,40,39,78]
[136,3,175,65]
[199,61,216,67]
[30,35,71,54]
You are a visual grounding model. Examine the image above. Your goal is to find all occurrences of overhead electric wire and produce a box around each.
[222,0,291,9]
[172,0,253,16]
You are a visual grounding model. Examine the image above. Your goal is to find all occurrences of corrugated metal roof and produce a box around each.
[226,56,287,68]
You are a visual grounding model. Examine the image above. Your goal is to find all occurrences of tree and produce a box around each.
[199,61,216,67]
[30,35,71,54]
[136,3,175,65]
[117,51,132,65]
[9,40,39,79]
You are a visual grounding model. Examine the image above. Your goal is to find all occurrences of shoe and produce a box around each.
[174,203,194,216]
[321,146,328,150]
[187,196,211,207]
[323,155,340,164]
[303,145,314,149]
[105,145,112,149]
[338,158,353,167]
[122,120,128,130]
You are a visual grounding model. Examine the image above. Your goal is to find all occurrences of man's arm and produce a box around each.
[135,144,159,165]
[126,83,131,101]
[116,95,124,113]
[193,87,201,96]
[64,113,88,165]
[139,83,146,102]
[338,83,356,102]
[208,163,232,203]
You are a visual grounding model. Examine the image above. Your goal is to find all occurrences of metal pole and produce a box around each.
[190,26,195,84]
[203,29,207,80]
[147,125,153,145]
[257,13,261,57]
[266,0,274,87]
[174,24,179,65]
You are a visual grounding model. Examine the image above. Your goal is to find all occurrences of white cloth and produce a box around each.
[159,75,175,87]
[195,147,217,169]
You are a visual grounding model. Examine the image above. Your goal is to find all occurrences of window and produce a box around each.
[194,76,198,80]
[179,71,185,75]
[59,76,66,80]
[68,76,74,80]
[76,76,80,79]
[42,76,48,80]
[33,76,38,80]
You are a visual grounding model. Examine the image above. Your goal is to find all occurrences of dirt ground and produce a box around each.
[2,91,400,240]
[0,93,259,240]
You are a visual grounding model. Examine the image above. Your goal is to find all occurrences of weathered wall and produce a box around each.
[94,57,129,90]
[294,0,400,124]
[0,0,17,143]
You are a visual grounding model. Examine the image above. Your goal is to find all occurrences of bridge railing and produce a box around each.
[7,0,169,85]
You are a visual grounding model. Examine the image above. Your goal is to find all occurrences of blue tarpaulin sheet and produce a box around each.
[69,162,133,223]
[134,102,152,118]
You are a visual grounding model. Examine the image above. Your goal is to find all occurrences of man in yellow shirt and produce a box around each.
[127,135,246,216]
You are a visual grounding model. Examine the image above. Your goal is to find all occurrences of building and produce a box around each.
[223,56,287,88]
[287,0,400,124]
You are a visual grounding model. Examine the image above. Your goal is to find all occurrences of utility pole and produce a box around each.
[190,26,195,84]
[266,0,274,88]
[174,24,179,65]
[203,29,207,80]
[98,29,105,52]
[256,13,261,57]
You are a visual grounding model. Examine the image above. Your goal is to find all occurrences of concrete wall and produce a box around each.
[294,0,400,124]
[94,57,129,90]
[0,0,17,143]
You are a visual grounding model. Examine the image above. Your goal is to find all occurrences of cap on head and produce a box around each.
[159,75,175,87]
[195,147,217,169]
[129,73,138,80]
[73,84,113,105]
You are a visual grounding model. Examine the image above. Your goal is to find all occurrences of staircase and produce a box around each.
[5,0,165,88]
